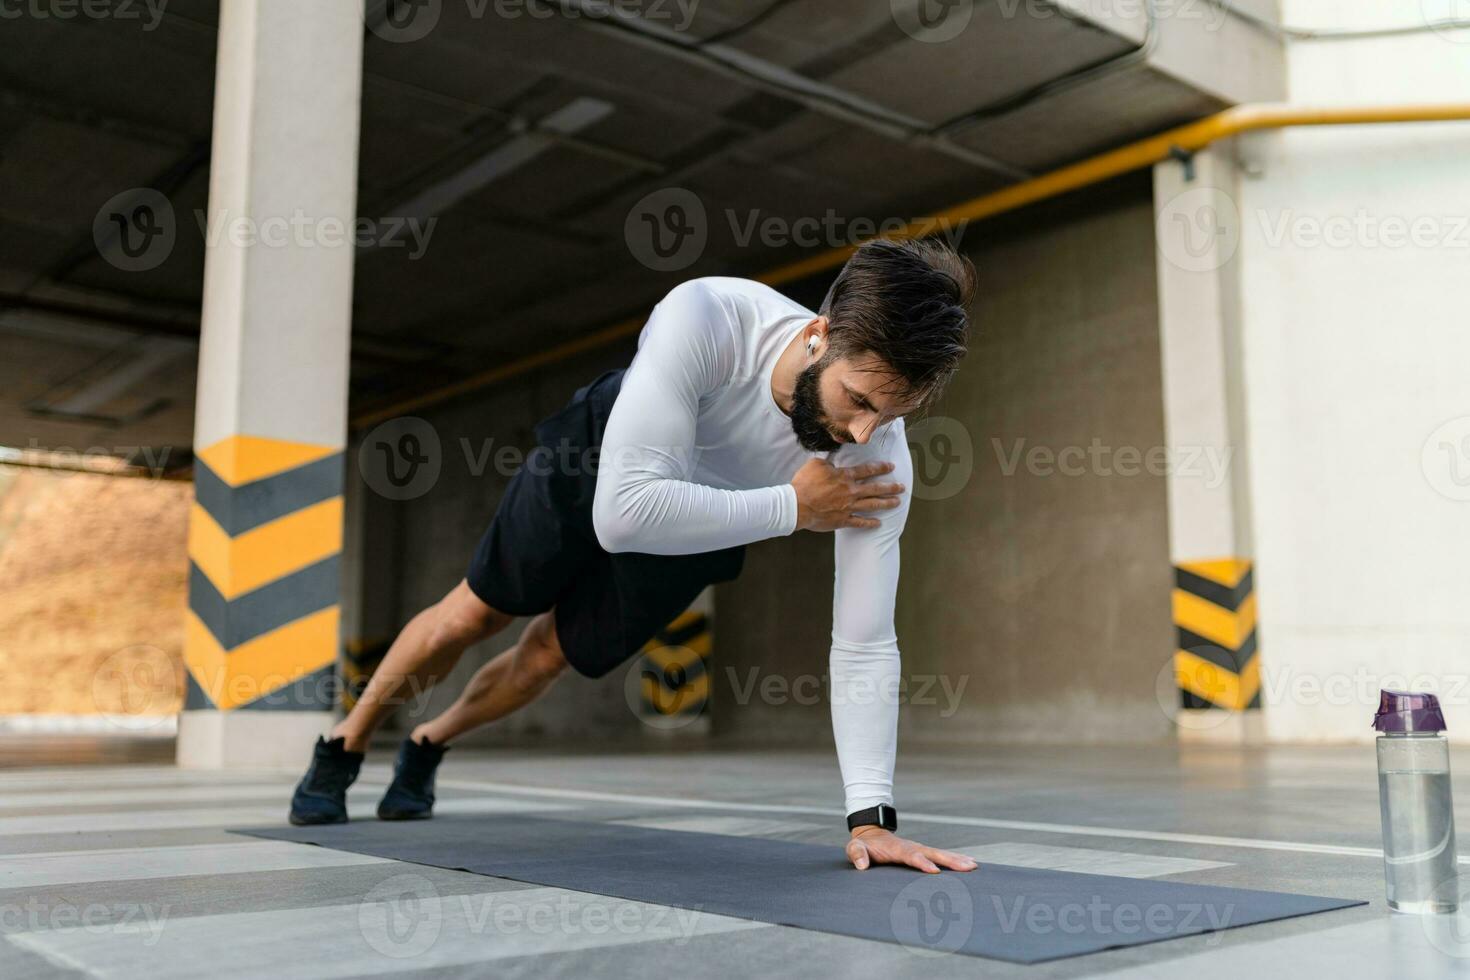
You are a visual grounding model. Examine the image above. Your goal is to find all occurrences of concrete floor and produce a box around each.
[0,739,1465,979]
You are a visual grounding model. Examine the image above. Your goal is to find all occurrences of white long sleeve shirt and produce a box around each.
[593,277,910,814]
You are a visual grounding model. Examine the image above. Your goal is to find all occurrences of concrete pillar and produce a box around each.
[178,0,363,768]
[1152,147,1263,743]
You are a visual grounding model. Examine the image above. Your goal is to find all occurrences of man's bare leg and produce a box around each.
[332,579,514,752]
[410,610,569,745]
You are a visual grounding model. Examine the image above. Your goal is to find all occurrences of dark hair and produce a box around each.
[819,238,974,409]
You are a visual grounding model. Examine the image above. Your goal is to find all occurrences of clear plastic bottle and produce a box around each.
[1374,690,1457,914]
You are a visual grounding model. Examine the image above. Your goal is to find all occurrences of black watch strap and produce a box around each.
[846,803,897,832]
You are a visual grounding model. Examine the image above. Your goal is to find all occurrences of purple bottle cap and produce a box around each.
[1372,690,1447,734]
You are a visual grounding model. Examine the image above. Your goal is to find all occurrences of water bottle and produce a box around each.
[1374,689,1458,913]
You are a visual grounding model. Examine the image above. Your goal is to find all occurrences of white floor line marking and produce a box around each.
[0,784,306,809]
[433,777,1467,864]
[614,815,823,837]
[951,842,1232,877]
[0,797,569,837]
[0,841,393,889]
[3,933,101,979]
[8,885,770,978]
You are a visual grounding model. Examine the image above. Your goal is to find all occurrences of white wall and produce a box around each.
[1233,0,1470,741]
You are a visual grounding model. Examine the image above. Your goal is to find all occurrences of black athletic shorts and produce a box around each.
[466,369,745,678]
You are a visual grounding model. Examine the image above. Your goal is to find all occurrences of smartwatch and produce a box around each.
[846,803,898,833]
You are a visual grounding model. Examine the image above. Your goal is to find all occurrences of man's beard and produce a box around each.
[790,361,844,453]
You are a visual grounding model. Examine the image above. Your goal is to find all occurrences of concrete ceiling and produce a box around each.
[0,0,1278,464]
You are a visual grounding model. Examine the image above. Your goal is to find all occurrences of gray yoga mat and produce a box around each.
[236,815,1364,963]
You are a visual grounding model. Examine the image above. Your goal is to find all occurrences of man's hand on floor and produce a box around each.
[845,827,978,873]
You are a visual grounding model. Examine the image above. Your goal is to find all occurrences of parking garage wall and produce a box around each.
[352,176,1176,748]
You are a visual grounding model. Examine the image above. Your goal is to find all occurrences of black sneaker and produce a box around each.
[288,736,362,826]
[377,735,448,821]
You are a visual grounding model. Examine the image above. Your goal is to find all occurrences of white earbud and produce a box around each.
[807,336,820,355]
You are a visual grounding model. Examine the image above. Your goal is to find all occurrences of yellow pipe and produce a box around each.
[352,102,1470,430]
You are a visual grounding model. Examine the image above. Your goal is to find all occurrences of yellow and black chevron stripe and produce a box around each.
[637,610,711,719]
[1173,558,1260,711]
[184,435,343,711]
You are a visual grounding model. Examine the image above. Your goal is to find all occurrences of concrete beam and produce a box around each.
[1061,0,1287,106]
